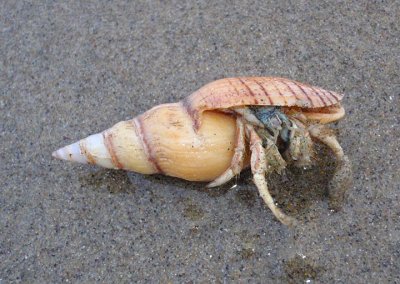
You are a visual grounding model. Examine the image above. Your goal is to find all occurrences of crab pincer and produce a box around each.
[53,77,351,226]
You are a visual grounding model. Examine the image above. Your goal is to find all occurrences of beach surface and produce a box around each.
[1,1,399,282]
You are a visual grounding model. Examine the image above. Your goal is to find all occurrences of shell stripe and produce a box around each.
[324,91,337,104]
[227,78,241,97]
[279,80,308,106]
[237,78,259,104]
[309,85,332,105]
[227,78,253,105]
[292,81,326,106]
[328,90,340,101]
[79,140,96,164]
[134,117,163,173]
[270,80,287,105]
[103,131,124,169]
[182,99,201,130]
[278,79,312,106]
[252,79,274,104]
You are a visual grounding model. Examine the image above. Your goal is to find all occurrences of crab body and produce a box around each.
[53,77,351,225]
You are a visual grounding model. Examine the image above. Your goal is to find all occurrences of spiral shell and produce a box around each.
[53,77,344,181]
[53,102,241,181]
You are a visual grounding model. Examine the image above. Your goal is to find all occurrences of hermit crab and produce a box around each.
[53,77,351,226]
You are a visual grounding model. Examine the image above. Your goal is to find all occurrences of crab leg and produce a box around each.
[309,125,352,210]
[207,117,246,187]
[246,124,296,226]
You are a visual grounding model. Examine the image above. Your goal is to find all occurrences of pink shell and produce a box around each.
[183,77,343,126]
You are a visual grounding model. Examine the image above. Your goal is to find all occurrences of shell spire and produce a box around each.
[52,121,158,175]
[52,133,116,169]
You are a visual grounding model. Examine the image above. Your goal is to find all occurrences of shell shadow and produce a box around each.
[78,144,338,219]
[127,171,239,198]
[78,169,135,194]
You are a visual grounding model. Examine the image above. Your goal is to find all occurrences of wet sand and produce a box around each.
[1,1,399,282]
